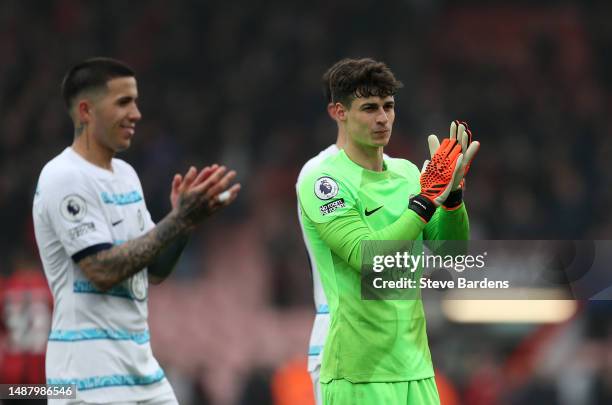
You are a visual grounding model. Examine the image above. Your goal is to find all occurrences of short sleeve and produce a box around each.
[42,172,113,260]
[298,171,358,224]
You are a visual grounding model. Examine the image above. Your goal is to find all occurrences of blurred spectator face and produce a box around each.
[82,77,141,152]
[338,95,395,148]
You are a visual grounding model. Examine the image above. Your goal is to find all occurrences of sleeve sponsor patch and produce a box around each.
[68,222,96,239]
[320,198,345,216]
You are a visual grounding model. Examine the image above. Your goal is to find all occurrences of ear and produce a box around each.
[335,102,348,122]
[76,99,93,125]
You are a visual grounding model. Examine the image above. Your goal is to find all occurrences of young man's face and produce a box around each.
[339,95,395,148]
[87,77,141,153]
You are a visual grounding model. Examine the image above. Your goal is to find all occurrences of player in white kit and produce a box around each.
[33,58,240,404]
[296,63,345,405]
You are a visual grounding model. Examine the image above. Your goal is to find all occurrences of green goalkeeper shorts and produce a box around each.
[321,377,440,405]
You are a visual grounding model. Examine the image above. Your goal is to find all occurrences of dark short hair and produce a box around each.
[61,57,135,110]
[321,60,349,103]
[327,58,402,107]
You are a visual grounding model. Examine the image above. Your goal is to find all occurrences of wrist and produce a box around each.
[443,189,463,210]
[167,210,193,236]
[409,194,437,222]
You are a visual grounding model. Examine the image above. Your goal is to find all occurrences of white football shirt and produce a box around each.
[33,147,173,403]
[296,144,339,373]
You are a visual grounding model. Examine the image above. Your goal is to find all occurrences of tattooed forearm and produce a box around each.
[77,170,222,291]
[78,212,187,291]
[148,234,189,283]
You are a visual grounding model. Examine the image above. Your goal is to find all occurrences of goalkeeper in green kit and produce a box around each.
[297,58,480,404]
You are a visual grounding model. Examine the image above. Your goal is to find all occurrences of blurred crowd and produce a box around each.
[1,0,612,404]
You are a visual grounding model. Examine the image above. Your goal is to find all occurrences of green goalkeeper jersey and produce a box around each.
[297,149,469,383]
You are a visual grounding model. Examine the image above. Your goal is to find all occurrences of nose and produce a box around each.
[376,108,388,125]
[129,104,142,122]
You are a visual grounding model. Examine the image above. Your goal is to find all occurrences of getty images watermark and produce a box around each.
[360,240,612,300]
[370,249,506,290]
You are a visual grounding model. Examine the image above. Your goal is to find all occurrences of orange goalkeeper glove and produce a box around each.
[427,120,480,209]
[409,138,463,222]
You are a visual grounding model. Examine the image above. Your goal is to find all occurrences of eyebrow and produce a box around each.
[116,95,137,103]
[360,101,394,110]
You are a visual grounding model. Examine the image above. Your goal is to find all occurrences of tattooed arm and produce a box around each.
[147,235,189,285]
[78,166,241,291]
[78,211,189,291]
[147,165,214,285]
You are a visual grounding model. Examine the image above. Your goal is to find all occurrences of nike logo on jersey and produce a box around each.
[365,206,383,216]
[111,219,124,226]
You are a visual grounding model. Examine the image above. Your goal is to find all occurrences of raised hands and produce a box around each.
[418,138,464,207]
[170,164,241,231]
[426,121,480,191]
[409,120,481,221]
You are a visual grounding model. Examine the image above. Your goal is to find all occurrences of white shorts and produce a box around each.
[309,364,322,405]
[47,388,178,405]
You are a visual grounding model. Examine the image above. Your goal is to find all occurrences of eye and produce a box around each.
[118,97,133,106]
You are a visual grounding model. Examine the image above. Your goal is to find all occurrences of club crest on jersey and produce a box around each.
[60,194,87,222]
[130,271,147,301]
[137,209,145,231]
[314,177,339,200]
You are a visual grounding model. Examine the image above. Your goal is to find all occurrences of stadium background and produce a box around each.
[1,0,612,403]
